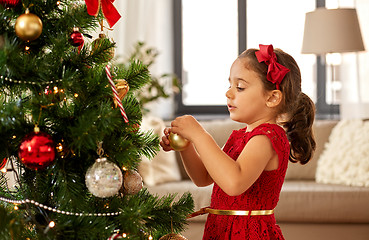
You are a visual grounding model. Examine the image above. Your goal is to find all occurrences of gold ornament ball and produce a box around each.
[168,132,189,151]
[91,33,115,62]
[15,9,43,41]
[159,233,188,240]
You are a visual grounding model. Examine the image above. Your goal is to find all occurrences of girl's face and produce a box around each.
[226,58,272,125]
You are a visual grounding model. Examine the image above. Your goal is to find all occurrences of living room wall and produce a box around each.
[110,0,369,120]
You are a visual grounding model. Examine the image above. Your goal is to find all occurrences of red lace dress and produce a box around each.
[202,123,289,240]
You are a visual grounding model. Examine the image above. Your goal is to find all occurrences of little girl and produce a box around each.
[160,44,316,239]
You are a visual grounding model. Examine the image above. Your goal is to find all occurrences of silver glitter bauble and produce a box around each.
[85,157,123,198]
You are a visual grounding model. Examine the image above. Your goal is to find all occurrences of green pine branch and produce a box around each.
[0,1,194,238]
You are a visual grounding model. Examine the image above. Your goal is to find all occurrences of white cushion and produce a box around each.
[138,116,182,186]
[316,120,369,187]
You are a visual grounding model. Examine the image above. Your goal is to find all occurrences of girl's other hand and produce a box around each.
[160,127,174,152]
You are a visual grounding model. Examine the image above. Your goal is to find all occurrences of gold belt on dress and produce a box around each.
[187,207,274,219]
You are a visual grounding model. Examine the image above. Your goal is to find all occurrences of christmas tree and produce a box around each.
[0,0,193,239]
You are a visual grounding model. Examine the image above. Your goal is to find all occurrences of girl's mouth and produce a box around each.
[227,104,236,110]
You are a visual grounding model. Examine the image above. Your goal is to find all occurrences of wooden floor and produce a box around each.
[180,222,369,240]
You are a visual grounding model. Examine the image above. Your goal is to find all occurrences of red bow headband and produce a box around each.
[255,44,290,90]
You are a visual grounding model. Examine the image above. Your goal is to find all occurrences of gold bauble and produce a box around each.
[159,233,188,240]
[15,9,43,41]
[91,33,115,62]
[113,79,129,108]
[168,132,189,151]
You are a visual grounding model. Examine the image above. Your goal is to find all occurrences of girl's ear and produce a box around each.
[266,90,283,108]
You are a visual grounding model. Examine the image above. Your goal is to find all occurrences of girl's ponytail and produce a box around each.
[240,46,316,164]
[283,93,316,164]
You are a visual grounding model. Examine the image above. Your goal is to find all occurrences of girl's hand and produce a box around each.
[171,115,206,142]
[160,127,174,152]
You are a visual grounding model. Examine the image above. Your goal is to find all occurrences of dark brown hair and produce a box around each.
[239,48,316,164]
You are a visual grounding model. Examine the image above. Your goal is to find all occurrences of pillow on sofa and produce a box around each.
[316,119,369,187]
[284,120,337,180]
[138,116,182,186]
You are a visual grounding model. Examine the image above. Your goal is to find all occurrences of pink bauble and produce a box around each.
[123,170,143,195]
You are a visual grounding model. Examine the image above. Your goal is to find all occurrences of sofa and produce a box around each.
[145,118,369,240]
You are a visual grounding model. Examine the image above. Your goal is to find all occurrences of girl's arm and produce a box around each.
[160,128,213,187]
[178,144,214,187]
[171,115,277,196]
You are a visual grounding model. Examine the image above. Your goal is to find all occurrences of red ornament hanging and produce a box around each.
[18,126,56,170]
[0,0,21,7]
[69,27,84,47]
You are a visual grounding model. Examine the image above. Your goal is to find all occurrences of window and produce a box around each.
[173,0,241,115]
[174,0,338,118]
[246,0,316,100]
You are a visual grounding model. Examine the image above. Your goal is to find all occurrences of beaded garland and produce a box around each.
[0,75,63,85]
[0,196,122,217]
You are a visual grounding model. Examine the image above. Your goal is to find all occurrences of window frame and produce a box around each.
[315,0,340,119]
[173,0,339,119]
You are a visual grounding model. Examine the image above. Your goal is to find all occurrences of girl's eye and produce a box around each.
[236,83,245,90]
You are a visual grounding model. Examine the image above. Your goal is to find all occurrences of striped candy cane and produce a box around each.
[107,233,123,239]
[105,65,129,123]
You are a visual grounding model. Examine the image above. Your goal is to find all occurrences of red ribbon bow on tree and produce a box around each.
[85,0,121,27]
[255,44,290,90]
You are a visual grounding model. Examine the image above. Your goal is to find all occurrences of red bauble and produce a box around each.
[0,0,20,7]
[69,27,84,47]
[18,128,56,170]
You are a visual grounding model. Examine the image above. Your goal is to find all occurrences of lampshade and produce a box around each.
[302,8,365,54]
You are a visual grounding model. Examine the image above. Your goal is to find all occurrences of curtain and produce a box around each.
[339,0,369,120]
[340,53,369,119]
[112,0,175,119]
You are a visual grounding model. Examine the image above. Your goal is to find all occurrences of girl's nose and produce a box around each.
[226,88,233,99]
